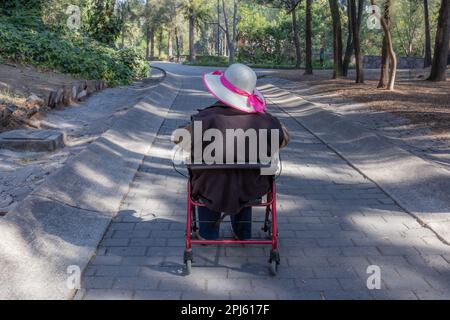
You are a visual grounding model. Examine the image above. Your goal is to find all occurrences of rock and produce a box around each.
[71,84,78,102]
[6,104,19,115]
[62,86,71,105]
[86,80,97,94]
[25,107,39,118]
[25,93,45,108]
[55,88,64,106]
[47,91,57,109]
[1,104,19,126]
[77,89,87,100]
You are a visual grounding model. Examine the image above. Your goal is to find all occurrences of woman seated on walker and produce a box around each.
[175,63,289,240]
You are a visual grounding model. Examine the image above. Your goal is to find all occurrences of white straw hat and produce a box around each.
[202,63,266,113]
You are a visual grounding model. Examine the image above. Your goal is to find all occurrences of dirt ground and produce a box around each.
[274,68,450,139]
[0,62,81,130]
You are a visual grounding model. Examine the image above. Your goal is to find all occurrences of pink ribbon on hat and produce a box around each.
[212,70,266,113]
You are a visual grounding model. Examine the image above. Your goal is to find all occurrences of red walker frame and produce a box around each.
[183,178,280,275]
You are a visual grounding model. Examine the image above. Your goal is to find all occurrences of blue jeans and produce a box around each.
[197,206,252,240]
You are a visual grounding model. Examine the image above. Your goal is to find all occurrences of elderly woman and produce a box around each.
[177,63,289,240]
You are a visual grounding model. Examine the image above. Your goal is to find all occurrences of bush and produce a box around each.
[0,14,149,86]
[189,55,229,66]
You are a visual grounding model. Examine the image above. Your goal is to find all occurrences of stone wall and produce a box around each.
[363,55,425,69]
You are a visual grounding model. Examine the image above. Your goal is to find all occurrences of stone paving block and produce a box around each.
[112,230,150,239]
[109,222,136,231]
[101,238,130,247]
[94,266,140,277]
[159,278,206,291]
[182,291,229,300]
[313,266,359,279]
[82,276,115,289]
[405,255,450,274]
[323,290,372,300]
[377,246,420,256]
[206,278,253,292]
[413,290,450,300]
[276,291,323,300]
[112,277,159,290]
[316,238,354,247]
[229,290,278,300]
[146,246,183,257]
[295,278,342,291]
[342,246,381,256]
[382,272,432,291]
[225,247,267,257]
[84,289,133,300]
[106,247,147,256]
[129,238,167,247]
[370,290,418,300]
[122,256,165,266]
[90,255,123,266]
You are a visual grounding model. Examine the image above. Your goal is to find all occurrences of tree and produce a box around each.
[258,0,302,68]
[288,0,302,68]
[343,0,364,77]
[304,0,313,74]
[424,0,432,67]
[350,0,364,83]
[222,0,239,63]
[428,0,450,81]
[87,0,122,46]
[180,0,212,62]
[372,0,397,91]
[329,0,343,78]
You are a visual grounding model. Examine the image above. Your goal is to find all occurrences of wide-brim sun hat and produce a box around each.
[202,63,266,113]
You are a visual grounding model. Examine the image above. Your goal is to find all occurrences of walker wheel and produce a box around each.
[269,260,278,276]
[185,260,192,275]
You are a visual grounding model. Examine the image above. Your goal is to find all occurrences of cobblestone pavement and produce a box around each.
[77,64,450,300]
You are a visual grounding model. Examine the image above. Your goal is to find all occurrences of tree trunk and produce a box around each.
[329,0,344,78]
[230,0,238,64]
[145,25,150,60]
[305,0,313,74]
[372,0,397,90]
[216,0,220,56]
[188,7,195,62]
[424,0,433,67]
[150,26,155,60]
[175,27,180,62]
[168,30,173,61]
[343,0,354,77]
[222,0,238,63]
[378,36,389,88]
[350,0,364,83]
[158,29,163,58]
[291,5,302,68]
[428,0,450,81]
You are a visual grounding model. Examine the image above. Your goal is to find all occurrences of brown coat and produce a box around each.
[181,102,289,214]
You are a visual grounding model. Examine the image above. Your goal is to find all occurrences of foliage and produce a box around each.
[0,9,149,86]
[85,0,123,46]
[185,55,229,66]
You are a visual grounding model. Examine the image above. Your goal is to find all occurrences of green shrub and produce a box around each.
[188,55,229,67]
[0,14,149,86]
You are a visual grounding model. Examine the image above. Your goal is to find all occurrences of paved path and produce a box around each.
[77,63,450,300]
